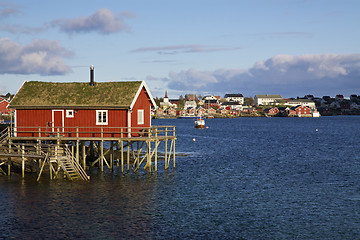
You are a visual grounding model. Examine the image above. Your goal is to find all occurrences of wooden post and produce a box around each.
[127,142,130,172]
[120,140,124,173]
[101,128,104,172]
[147,140,152,172]
[7,139,11,176]
[82,142,86,169]
[173,126,176,168]
[21,145,25,178]
[110,141,114,171]
[76,128,79,164]
[155,128,158,172]
[100,140,104,172]
[165,127,168,169]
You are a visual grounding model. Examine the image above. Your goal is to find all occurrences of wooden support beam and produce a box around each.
[110,141,114,170]
[8,139,12,176]
[173,139,176,168]
[21,145,25,178]
[76,140,80,164]
[100,140,104,172]
[120,140,124,173]
[127,143,130,172]
[82,142,86,169]
[165,127,168,169]
[37,154,48,182]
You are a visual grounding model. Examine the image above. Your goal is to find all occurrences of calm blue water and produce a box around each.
[1,116,360,239]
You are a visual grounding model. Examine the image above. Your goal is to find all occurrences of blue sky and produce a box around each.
[1,0,360,98]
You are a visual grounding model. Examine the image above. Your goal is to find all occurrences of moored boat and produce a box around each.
[194,117,205,128]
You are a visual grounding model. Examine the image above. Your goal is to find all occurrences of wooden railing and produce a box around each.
[10,125,176,139]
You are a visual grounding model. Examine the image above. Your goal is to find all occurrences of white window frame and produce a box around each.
[137,109,144,125]
[66,110,74,118]
[96,110,108,125]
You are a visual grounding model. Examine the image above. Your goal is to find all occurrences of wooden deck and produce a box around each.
[0,125,176,181]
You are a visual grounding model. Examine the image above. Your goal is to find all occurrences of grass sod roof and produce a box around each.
[10,81,143,108]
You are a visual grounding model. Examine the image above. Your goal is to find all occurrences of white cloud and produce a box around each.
[0,38,73,75]
[131,44,242,55]
[51,8,133,35]
[0,1,18,19]
[166,54,360,97]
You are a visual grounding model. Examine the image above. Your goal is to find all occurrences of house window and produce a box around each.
[96,110,108,125]
[138,109,144,125]
[66,110,74,118]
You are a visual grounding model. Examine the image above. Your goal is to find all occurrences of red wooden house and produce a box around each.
[10,79,156,138]
[166,107,177,116]
[293,105,311,116]
[263,107,279,116]
[0,97,12,115]
[207,108,216,115]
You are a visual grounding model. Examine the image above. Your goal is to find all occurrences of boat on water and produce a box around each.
[194,117,205,128]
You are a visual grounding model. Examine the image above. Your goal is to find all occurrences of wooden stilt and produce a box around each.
[76,140,79,164]
[8,139,11,176]
[82,142,86,169]
[127,142,130,172]
[165,127,168,169]
[121,140,124,173]
[173,139,176,168]
[21,145,25,178]
[100,140,104,172]
[110,141,114,170]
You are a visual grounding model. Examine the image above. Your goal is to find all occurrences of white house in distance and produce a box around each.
[224,94,244,104]
[254,94,283,106]
[284,99,316,110]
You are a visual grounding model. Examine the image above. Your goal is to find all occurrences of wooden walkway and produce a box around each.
[0,125,176,181]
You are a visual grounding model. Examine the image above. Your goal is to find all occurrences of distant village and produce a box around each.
[153,92,360,118]
[2,91,360,122]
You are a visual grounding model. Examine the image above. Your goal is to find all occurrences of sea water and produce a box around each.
[0,116,359,239]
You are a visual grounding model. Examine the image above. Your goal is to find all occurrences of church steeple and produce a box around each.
[164,90,169,103]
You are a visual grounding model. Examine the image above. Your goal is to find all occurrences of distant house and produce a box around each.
[219,109,228,115]
[224,94,244,104]
[166,107,177,116]
[10,79,156,137]
[185,94,196,101]
[184,100,197,109]
[204,99,220,109]
[179,109,187,116]
[284,99,316,110]
[196,106,206,116]
[254,95,282,106]
[187,107,197,116]
[0,97,11,115]
[335,94,344,101]
[221,101,242,110]
[292,105,311,116]
[263,107,279,116]
[203,95,219,101]
[156,108,165,116]
[207,108,216,115]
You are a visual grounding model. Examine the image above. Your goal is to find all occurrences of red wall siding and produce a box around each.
[131,87,151,129]
[16,109,128,137]
[16,109,52,137]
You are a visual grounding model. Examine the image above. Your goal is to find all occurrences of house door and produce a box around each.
[52,110,64,133]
